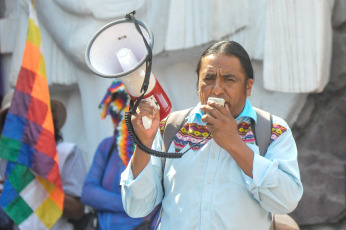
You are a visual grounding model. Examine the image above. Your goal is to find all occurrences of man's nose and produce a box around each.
[212,77,224,95]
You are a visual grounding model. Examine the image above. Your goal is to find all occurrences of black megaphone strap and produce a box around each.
[125,11,153,115]
[124,11,193,158]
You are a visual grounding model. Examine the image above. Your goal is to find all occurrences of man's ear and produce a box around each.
[246,78,254,97]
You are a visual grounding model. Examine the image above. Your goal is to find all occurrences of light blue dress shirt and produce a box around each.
[121,99,303,230]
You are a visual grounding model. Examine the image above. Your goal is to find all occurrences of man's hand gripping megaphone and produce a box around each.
[130,99,161,148]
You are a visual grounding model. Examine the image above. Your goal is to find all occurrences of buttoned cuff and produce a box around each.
[243,154,279,201]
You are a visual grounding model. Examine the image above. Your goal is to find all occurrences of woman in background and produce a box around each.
[81,81,160,230]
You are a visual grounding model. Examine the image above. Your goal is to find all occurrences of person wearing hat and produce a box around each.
[50,97,88,230]
[0,91,88,230]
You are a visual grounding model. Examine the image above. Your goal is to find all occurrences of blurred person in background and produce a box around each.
[81,81,160,230]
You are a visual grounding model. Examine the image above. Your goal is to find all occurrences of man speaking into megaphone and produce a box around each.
[120,39,303,229]
[85,11,302,230]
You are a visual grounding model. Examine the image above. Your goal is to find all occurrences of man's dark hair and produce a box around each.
[196,41,254,83]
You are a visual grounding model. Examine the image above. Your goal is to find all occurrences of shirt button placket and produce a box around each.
[200,142,218,230]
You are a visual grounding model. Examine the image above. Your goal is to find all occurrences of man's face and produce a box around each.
[198,54,254,118]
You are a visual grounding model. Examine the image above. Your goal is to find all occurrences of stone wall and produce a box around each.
[291,0,346,229]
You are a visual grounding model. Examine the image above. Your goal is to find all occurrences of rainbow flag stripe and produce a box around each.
[0,3,64,229]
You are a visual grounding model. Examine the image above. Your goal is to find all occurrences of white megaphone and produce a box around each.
[85,12,171,129]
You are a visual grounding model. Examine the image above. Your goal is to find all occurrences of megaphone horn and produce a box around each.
[85,11,188,159]
[85,11,171,121]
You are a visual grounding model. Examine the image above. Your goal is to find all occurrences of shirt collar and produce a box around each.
[188,102,205,125]
[236,99,257,123]
[188,98,257,125]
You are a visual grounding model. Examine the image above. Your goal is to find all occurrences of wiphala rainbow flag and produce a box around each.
[0,2,64,229]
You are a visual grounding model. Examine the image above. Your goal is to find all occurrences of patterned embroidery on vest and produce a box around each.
[238,122,255,144]
[159,119,167,137]
[173,122,212,152]
[270,123,287,144]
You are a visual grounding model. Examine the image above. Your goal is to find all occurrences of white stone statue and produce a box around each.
[0,0,334,165]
